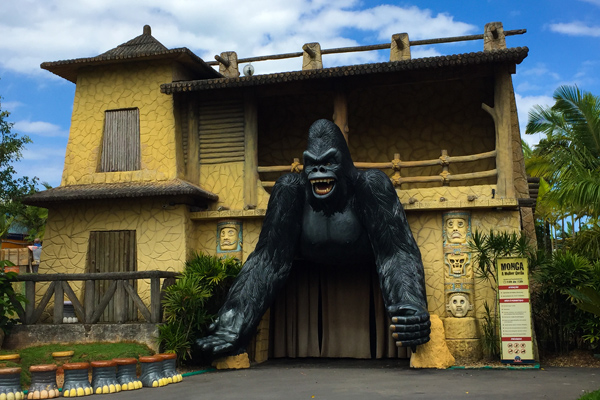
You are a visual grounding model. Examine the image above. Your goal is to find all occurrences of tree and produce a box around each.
[0,96,37,219]
[526,85,600,219]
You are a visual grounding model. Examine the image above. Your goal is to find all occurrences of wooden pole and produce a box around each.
[244,92,258,209]
[482,66,515,198]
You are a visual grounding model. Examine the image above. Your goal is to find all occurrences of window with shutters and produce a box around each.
[99,109,141,172]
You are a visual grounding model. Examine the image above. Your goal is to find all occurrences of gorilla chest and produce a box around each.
[300,206,373,265]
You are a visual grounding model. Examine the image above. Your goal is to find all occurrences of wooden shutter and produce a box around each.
[199,100,245,164]
[100,109,141,172]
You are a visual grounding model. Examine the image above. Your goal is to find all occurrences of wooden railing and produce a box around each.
[7,271,178,325]
[258,149,497,189]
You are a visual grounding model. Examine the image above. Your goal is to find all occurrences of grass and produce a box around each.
[580,391,600,400]
[0,342,154,388]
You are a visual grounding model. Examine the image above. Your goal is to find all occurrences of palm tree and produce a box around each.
[526,85,600,219]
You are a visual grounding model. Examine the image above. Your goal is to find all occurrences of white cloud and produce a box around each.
[549,21,600,37]
[0,101,23,112]
[579,0,600,6]
[0,0,476,77]
[514,93,555,148]
[13,120,68,137]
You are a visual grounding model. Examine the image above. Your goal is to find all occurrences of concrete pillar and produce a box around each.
[216,51,240,78]
[302,43,323,70]
[484,22,506,51]
[390,33,411,61]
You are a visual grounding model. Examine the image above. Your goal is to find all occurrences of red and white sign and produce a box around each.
[497,257,535,364]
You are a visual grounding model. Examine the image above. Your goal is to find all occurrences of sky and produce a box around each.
[1,0,599,188]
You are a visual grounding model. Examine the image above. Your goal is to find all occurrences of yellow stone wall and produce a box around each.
[406,207,520,318]
[62,62,178,186]
[43,199,188,306]
[199,163,245,211]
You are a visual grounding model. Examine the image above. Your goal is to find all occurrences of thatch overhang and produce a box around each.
[41,25,221,83]
[23,179,218,208]
[160,47,528,94]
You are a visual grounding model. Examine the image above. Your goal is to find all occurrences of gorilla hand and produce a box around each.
[194,310,242,357]
[389,304,431,350]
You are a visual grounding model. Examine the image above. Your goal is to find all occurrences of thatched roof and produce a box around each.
[41,25,221,83]
[161,47,528,94]
[23,179,218,207]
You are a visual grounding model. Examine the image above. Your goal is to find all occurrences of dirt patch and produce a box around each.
[540,350,600,368]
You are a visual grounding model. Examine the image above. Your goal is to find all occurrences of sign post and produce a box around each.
[497,257,535,364]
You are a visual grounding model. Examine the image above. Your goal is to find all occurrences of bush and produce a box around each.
[0,260,27,335]
[531,250,600,354]
[158,252,241,362]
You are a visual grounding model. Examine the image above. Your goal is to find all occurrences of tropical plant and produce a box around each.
[469,230,531,289]
[531,251,600,353]
[0,261,27,336]
[159,252,241,362]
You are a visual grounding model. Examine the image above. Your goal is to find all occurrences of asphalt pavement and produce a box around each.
[90,358,600,400]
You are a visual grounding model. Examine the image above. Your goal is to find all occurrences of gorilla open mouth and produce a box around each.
[310,178,335,197]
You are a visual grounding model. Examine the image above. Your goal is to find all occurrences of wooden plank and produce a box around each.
[114,280,126,323]
[62,281,85,323]
[199,115,245,124]
[200,146,245,153]
[53,280,64,324]
[244,93,258,208]
[201,151,246,159]
[91,280,117,324]
[200,141,245,149]
[129,231,137,321]
[12,270,179,282]
[25,281,35,324]
[30,281,56,325]
[150,278,161,323]
[200,156,245,164]
[123,281,151,322]
[84,280,95,324]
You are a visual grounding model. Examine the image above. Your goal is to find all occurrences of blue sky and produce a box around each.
[1,0,599,188]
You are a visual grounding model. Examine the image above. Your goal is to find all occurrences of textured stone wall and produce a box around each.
[199,163,245,210]
[43,199,188,307]
[62,62,178,186]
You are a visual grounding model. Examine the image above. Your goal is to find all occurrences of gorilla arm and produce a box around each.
[355,169,431,349]
[195,173,305,357]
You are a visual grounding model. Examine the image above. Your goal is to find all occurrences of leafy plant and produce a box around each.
[159,252,241,362]
[531,251,599,353]
[469,230,531,289]
[0,260,27,335]
[480,302,500,359]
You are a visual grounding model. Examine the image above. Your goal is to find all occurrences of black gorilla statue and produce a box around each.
[196,119,430,357]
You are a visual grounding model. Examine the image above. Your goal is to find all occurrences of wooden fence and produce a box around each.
[7,271,178,325]
[258,149,497,189]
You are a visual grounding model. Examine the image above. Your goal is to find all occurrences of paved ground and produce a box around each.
[91,359,600,400]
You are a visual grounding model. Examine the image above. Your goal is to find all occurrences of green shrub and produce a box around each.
[0,260,27,335]
[159,252,241,362]
[532,251,600,353]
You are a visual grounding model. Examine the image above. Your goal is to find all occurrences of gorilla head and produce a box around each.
[302,119,357,215]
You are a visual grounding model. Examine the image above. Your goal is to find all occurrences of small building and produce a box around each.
[26,23,533,363]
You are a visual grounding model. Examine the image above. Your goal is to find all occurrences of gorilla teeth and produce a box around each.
[310,179,335,195]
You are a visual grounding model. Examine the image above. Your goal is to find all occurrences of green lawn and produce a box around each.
[0,342,154,387]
